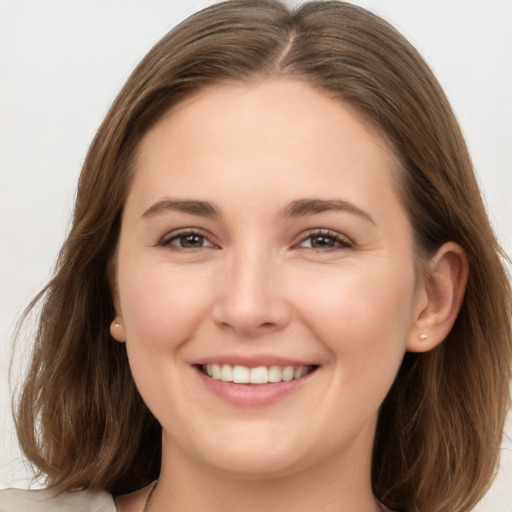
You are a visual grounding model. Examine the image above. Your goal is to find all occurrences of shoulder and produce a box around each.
[0,487,116,512]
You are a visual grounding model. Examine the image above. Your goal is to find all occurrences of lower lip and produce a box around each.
[194,367,315,407]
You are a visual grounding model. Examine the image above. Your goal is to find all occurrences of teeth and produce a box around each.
[211,364,221,380]
[249,366,268,384]
[221,364,233,381]
[232,365,250,383]
[202,364,312,384]
[282,366,294,381]
[268,365,282,382]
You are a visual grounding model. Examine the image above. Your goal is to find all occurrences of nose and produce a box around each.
[211,248,292,338]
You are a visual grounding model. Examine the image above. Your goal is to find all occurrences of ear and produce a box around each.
[407,242,468,353]
[107,257,126,343]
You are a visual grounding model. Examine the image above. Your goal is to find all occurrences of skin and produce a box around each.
[111,79,467,512]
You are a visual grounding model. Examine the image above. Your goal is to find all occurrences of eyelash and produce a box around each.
[159,229,215,251]
[158,228,353,252]
[295,229,353,252]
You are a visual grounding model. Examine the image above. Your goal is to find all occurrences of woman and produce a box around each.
[1,1,511,511]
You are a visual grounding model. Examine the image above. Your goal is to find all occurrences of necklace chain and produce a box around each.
[142,480,385,512]
[142,481,158,512]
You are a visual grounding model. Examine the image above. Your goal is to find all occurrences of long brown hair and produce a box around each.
[14,1,511,511]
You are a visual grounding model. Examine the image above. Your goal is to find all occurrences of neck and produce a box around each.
[150,430,382,512]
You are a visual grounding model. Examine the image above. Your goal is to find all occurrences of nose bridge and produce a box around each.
[212,241,290,335]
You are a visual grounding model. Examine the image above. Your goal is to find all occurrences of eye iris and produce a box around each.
[311,235,335,248]
[179,234,203,247]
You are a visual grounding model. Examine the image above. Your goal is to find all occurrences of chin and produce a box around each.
[180,427,313,479]
[203,450,308,481]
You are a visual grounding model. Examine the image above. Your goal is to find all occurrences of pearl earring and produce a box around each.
[419,333,428,340]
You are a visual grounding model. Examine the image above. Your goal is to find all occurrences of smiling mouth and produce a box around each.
[197,364,318,384]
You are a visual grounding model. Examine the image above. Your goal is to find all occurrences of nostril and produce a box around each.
[211,293,292,335]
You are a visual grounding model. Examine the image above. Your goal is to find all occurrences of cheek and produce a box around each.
[294,261,416,370]
[116,258,218,420]
[117,259,215,350]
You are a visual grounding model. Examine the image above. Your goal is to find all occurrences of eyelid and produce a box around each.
[158,227,219,249]
[156,227,353,251]
[293,228,354,250]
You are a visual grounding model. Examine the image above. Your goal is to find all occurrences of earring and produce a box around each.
[419,333,428,340]
[110,319,125,343]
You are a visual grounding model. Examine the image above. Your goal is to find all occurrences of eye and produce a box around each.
[297,229,353,250]
[159,230,215,250]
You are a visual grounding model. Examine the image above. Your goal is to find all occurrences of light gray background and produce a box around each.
[1,1,511,509]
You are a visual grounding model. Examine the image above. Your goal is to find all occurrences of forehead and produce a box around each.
[140,79,397,169]
[127,79,402,219]
[153,79,394,152]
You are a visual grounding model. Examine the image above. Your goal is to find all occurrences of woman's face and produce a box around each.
[112,79,426,478]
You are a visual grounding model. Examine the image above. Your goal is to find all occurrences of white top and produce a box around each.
[0,487,116,511]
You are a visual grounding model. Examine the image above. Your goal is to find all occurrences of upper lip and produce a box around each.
[191,354,318,368]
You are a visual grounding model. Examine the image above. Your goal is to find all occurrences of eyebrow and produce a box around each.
[141,198,221,219]
[280,198,375,224]
[141,197,374,224]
